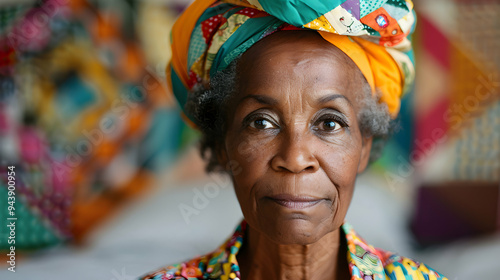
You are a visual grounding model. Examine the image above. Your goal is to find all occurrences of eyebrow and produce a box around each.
[316,93,352,107]
[238,94,279,106]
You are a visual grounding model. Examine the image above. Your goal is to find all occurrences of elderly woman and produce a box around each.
[140,0,447,279]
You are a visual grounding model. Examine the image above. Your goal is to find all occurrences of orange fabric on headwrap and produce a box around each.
[319,32,404,117]
[168,0,415,124]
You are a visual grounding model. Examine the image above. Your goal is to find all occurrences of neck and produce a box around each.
[237,224,350,280]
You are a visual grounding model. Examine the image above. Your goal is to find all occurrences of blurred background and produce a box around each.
[0,0,498,279]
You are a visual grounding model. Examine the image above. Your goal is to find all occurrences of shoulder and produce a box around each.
[342,222,448,280]
[138,250,239,280]
[381,251,449,280]
[139,222,246,280]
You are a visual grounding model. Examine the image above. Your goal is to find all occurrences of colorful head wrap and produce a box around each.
[169,0,416,124]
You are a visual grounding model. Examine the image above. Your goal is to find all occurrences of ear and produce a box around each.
[357,136,373,174]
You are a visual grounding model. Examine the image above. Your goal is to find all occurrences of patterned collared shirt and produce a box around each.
[139,220,448,280]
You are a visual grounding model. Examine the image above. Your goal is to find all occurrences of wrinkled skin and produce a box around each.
[220,31,372,280]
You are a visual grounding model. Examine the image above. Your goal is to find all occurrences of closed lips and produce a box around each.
[267,195,325,209]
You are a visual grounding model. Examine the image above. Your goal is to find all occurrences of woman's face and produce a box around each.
[222,31,372,245]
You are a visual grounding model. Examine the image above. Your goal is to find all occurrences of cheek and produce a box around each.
[226,129,280,173]
[318,140,362,214]
[320,131,363,177]
[229,135,273,165]
[225,133,277,211]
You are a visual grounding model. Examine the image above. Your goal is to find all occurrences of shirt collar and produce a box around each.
[141,220,447,280]
[204,220,386,280]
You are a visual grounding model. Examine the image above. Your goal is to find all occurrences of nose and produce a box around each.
[271,133,319,174]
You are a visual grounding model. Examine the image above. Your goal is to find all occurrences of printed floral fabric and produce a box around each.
[139,220,448,280]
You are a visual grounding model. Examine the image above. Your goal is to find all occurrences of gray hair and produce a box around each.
[185,60,395,172]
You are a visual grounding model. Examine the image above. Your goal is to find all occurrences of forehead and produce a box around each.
[236,31,367,106]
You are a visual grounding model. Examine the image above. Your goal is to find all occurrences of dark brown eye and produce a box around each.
[250,118,275,129]
[313,111,347,133]
[317,119,341,131]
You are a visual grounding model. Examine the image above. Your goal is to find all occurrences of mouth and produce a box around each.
[266,194,325,209]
